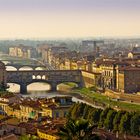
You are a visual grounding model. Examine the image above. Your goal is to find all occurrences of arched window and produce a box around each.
[32,75,36,79]
[42,75,45,80]
[36,75,41,79]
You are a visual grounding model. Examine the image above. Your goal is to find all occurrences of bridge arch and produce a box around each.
[6,66,17,71]
[7,82,20,93]
[26,79,55,92]
[35,66,45,70]
[27,81,51,92]
[19,66,33,71]
[2,61,10,65]
[7,81,52,93]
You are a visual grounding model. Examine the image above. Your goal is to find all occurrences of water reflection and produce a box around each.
[7,82,51,93]
[28,83,51,91]
[7,83,20,93]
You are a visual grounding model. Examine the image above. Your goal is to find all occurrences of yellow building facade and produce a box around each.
[37,129,59,140]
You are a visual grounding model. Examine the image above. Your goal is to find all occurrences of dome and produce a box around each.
[0,61,6,70]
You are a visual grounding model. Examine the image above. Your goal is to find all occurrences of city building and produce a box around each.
[82,71,101,87]
[128,46,140,59]
[117,66,140,93]
[82,40,104,56]
[9,44,37,59]
[0,96,73,121]
[92,58,140,93]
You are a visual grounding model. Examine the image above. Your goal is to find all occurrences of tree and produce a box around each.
[113,111,126,132]
[68,103,79,119]
[119,112,132,134]
[83,104,92,119]
[98,108,112,128]
[104,110,117,131]
[87,108,96,121]
[19,135,38,140]
[69,103,86,119]
[67,103,76,119]
[76,103,86,118]
[130,113,140,136]
[58,119,100,140]
[88,109,102,125]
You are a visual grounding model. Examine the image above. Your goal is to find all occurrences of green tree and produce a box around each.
[113,111,126,132]
[119,112,132,134]
[20,135,38,140]
[98,108,112,128]
[130,113,140,136]
[67,103,76,119]
[58,119,100,140]
[69,103,79,119]
[83,105,92,119]
[88,109,102,125]
[71,103,85,119]
[76,103,86,118]
[104,110,117,131]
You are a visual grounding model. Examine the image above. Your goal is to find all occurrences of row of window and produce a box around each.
[32,75,47,80]
[54,111,67,118]
[103,70,113,77]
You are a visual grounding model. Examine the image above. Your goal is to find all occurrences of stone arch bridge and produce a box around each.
[6,70,84,94]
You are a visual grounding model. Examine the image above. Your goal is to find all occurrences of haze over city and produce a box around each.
[0,0,140,39]
[1,0,140,140]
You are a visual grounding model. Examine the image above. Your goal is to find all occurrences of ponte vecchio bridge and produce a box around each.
[6,70,84,94]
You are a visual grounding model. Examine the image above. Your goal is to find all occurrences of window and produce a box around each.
[64,111,67,117]
[56,112,59,118]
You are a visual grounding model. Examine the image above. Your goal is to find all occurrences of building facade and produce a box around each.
[9,45,37,59]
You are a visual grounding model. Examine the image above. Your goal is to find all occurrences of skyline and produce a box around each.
[0,0,140,39]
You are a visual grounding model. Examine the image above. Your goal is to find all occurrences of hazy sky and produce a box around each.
[0,0,140,39]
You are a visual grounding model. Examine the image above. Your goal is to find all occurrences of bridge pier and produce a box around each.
[50,83,57,92]
[78,82,85,88]
[20,83,27,94]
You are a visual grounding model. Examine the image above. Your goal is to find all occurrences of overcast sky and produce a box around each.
[0,0,140,39]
